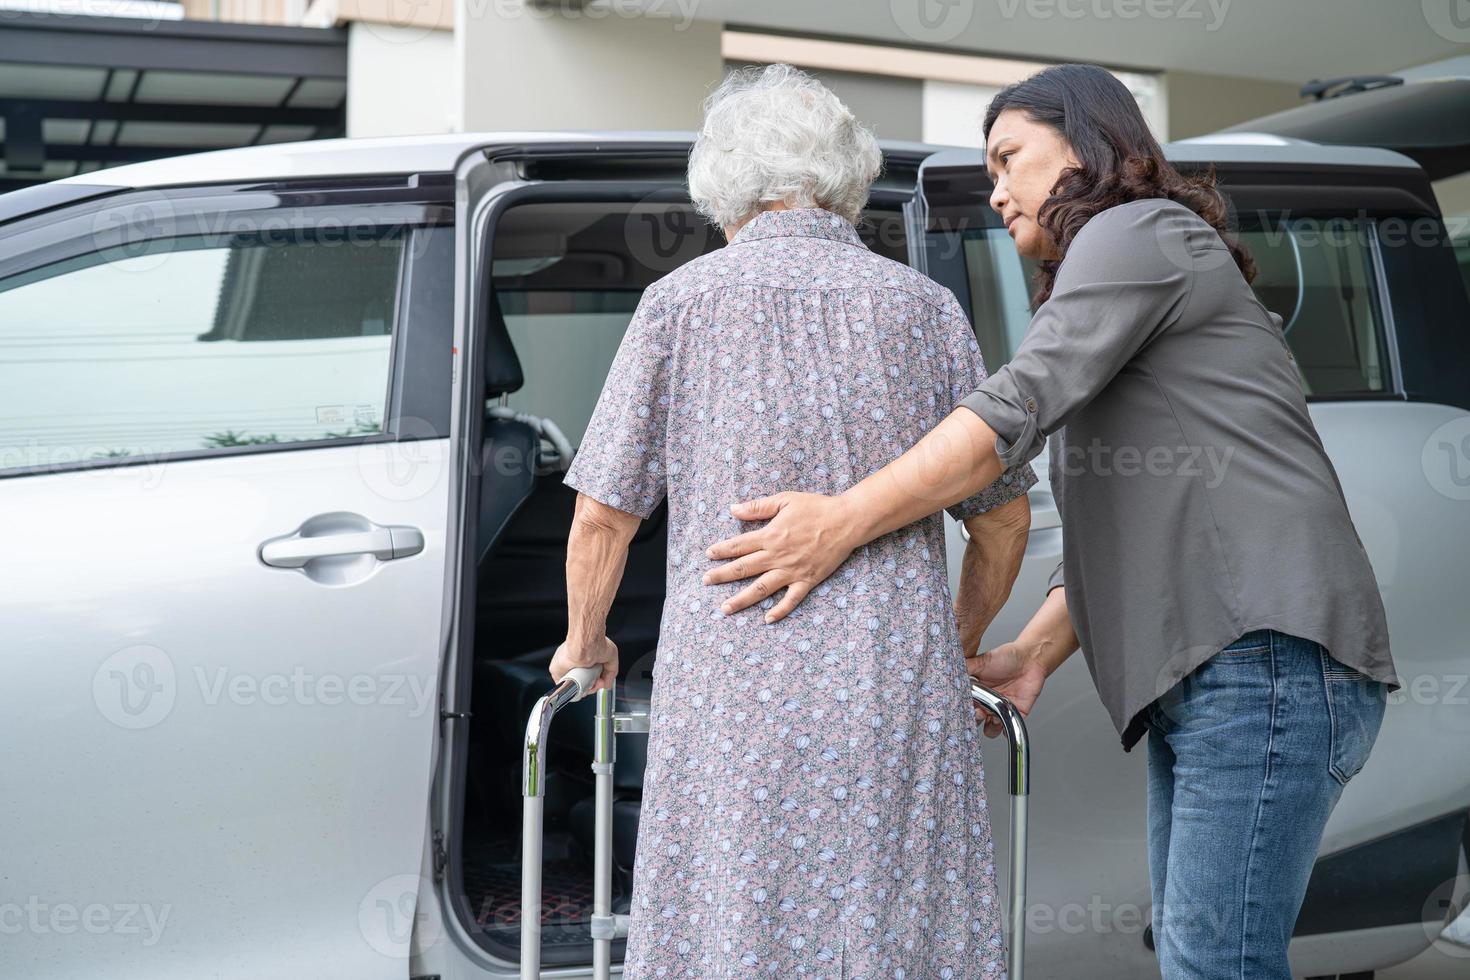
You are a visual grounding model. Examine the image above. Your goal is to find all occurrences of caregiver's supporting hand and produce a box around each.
[703,406,1005,621]
[966,585,1079,738]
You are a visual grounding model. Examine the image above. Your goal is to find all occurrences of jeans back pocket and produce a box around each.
[1216,628,1274,657]
[1321,650,1388,786]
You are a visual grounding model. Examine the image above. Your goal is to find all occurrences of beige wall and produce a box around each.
[1163,69,1302,141]
[182,0,302,24]
[455,5,723,133]
[346,23,455,137]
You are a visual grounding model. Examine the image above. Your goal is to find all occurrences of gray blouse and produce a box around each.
[957,197,1403,751]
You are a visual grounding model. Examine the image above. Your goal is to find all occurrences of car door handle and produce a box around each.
[260,526,424,568]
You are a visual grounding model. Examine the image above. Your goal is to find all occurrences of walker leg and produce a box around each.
[971,683,1030,980]
[589,685,616,980]
[521,665,604,980]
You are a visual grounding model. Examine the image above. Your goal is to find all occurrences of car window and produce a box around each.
[1235,217,1389,397]
[943,214,1391,398]
[1432,171,1470,301]
[0,226,405,474]
[488,204,910,446]
[495,289,640,445]
[488,200,723,446]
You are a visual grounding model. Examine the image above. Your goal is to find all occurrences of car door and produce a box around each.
[0,177,458,980]
[907,144,1470,977]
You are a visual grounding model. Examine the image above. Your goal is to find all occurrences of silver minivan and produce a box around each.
[1,121,1467,979]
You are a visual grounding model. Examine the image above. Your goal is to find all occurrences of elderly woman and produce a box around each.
[549,64,1036,977]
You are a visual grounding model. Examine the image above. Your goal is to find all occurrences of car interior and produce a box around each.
[454,196,910,964]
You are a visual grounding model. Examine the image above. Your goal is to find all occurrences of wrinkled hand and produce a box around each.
[549,635,618,696]
[966,639,1047,738]
[702,491,860,623]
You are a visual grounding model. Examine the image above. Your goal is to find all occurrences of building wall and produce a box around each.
[334,7,1302,148]
[346,22,454,137]
[1163,68,1301,140]
[455,8,723,133]
[723,32,1166,148]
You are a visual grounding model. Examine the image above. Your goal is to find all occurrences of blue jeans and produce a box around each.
[1142,629,1389,979]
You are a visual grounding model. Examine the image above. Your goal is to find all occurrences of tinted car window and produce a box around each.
[941,214,1391,399]
[0,226,405,472]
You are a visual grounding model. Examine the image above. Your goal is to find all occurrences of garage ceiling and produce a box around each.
[0,10,346,190]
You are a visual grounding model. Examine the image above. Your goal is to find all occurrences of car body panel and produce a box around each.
[0,442,452,979]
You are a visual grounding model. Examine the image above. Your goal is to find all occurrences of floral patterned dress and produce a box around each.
[561,206,1036,979]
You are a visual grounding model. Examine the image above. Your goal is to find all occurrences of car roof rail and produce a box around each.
[1301,75,1405,101]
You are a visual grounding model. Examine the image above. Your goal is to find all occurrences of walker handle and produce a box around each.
[563,665,603,701]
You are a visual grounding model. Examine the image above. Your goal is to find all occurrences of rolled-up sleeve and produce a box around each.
[957,202,1198,470]
[1046,560,1065,594]
[561,290,673,519]
[937,289,1038,522]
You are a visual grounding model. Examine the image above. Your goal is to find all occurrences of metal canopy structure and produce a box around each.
[0,10,346,191]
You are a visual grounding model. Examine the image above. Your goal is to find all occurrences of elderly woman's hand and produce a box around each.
[549,635,619,695]
[701,491,864,622]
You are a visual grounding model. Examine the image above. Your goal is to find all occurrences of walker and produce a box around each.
[520,665,1031,979]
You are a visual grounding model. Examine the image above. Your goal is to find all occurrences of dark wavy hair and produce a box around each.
[983,63,1255,306]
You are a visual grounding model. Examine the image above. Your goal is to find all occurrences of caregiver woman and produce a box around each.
[702,63,1402,980]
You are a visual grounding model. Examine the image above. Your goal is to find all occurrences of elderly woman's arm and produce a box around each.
[954,494,1031,657]
[549,493,642,695]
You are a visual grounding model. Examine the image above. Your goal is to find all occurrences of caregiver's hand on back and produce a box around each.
[702,405,1005,622]
[700,491,860,623]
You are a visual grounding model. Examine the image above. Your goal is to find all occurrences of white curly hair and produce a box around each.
[687,63,884,230]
